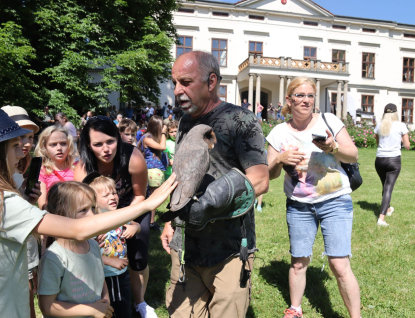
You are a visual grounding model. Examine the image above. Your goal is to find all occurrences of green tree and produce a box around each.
[0,0,178,125]
[0,21,37,106]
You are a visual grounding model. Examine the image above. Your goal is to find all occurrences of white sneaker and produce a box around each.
[136,301,158,318]
[386,207,394,216]
[377,219,389,226]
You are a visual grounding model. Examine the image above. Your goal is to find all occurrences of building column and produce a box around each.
[286,76,292,88]
[342,81,349,120]
[315,78,321,112]
[233,78,239,106]
[248,73,254,111]
[336,80,343,118]
[255,74,262,114]
[279,76,285,104]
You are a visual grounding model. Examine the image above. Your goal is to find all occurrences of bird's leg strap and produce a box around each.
[178,229,186,283]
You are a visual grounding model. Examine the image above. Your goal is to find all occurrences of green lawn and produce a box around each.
[36,148,415,317]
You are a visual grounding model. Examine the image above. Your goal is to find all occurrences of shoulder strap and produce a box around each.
[52,170,65,182]
[321,113,336,140]
[137,135,145,152]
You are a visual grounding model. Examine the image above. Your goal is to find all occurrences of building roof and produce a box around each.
[193,0,415,28]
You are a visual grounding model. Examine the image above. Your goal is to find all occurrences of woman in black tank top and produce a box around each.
[74,115,157,316]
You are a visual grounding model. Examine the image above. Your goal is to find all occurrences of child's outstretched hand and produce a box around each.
[122,222,141,239]
[108,258,129,270]
[144,173,177,212]
[90,299,114,318]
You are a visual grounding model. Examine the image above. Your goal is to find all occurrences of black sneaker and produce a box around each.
[150,222,162,231]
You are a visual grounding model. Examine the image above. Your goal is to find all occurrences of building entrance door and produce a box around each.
[241,91,269,120]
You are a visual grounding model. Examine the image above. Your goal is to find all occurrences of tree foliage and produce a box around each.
[0,0,178,123]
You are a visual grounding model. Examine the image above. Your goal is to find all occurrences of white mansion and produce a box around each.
[159,0,415,126]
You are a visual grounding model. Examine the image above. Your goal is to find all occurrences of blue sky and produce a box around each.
[214,0,415,25]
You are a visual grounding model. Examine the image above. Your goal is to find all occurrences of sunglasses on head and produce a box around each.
[91,115,112,122]
[207,72,223,87]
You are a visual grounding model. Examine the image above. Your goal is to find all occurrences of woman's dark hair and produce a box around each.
[79,116,127,179]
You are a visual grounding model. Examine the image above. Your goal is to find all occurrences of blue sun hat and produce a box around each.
[0,109,32,143]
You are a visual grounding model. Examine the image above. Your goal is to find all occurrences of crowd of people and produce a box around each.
[0,50,411,318]
[241,99,285,122]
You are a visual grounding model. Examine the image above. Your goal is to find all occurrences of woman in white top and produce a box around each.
[374,103,410,226]
[267,76,361,318]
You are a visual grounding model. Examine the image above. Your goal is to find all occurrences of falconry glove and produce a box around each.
[161,168,256,230]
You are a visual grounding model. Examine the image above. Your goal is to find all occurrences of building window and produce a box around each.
[361,95,374,112]
[332,49,346,63]
[331,93,337,115]
[333,25,346,30]
[403,58,414,82]
[304,21,318,27]
[404,33,415,39]
[212,39,228,67]
[178,8,194,13]
[212,11,229,17]
[402,98,413,123]
[362,28,376,33]
[249,41,263,56]
[219,86,227,101]
[362,53,375,78]
[304,47,317,61]
[176,36,192,58]
[249,15,264,20]
[178,8,194,14]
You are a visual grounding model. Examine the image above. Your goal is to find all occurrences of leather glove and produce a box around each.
[161,168,255,230]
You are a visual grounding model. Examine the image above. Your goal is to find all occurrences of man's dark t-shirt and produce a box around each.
[169,102,267,267]
[241,102,251,109]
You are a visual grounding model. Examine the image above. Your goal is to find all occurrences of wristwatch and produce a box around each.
[330,141,339,153]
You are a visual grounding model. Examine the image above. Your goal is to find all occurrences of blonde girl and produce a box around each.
[89,175,140,318]
[0,109,176,317]
[35,125,78,209]
[38,182,113,318]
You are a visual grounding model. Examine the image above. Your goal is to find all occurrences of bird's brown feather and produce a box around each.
[169,124,215,211]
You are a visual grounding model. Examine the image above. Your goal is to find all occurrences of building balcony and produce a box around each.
[238,55,349,75]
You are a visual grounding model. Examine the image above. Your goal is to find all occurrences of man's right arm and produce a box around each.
[245,164,269,196]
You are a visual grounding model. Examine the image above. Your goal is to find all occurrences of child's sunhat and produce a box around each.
[82,171,102,184]
[1,105,39,134]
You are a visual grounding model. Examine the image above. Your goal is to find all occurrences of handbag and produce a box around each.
[321,113,363,191]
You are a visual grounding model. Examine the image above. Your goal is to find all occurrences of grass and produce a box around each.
[35,148,415,317]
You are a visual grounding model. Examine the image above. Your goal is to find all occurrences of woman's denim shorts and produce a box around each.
[286,194,353,258]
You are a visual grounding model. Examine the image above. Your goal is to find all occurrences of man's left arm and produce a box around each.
[245,164,269,197]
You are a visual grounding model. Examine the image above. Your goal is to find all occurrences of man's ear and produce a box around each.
[208,73,218,92]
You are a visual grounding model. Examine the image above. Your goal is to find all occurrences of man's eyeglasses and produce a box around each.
[207,72,222,87]
[291,94,316,100]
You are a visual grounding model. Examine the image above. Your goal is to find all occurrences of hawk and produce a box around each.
[169,124,217,212]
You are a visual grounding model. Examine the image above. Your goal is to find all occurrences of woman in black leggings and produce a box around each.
[374,104,410,226]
